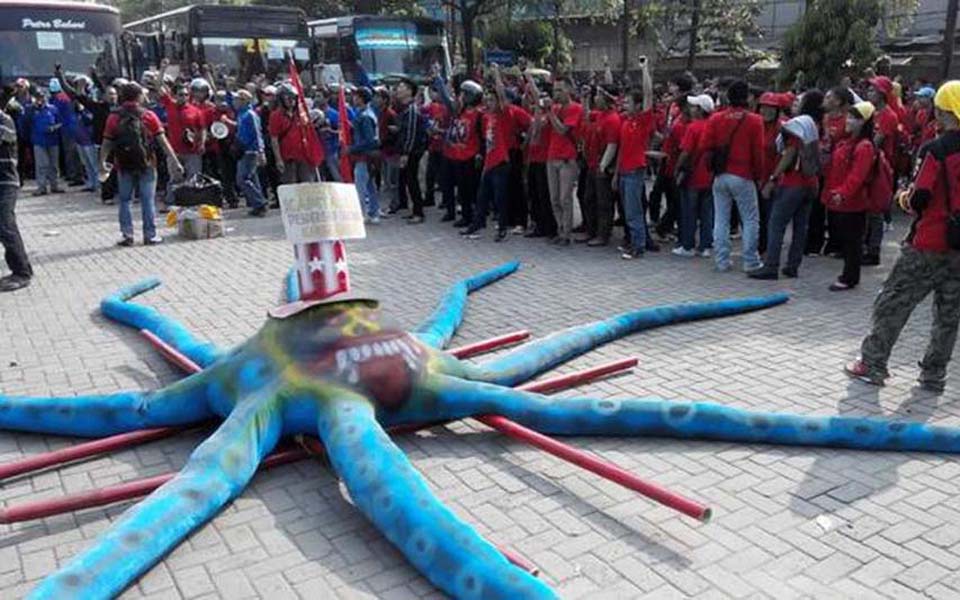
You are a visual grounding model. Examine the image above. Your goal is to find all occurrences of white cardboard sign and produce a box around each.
[278,182,366,243]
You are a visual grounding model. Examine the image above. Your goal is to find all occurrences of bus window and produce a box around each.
[0,30,119,79]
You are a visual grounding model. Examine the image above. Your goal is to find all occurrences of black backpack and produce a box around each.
[114,107,152,172]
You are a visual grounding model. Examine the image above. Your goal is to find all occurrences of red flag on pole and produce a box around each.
[287,55,324,168]
[337,83,354,183]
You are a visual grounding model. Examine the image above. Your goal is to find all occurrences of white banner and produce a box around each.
[278,182,366,243]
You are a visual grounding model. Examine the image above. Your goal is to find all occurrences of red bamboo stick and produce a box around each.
[0,447,310,524]
[518,358,638,393]
[448,330,531,358]
[0,426,187,481]
[141,330,203,374]
[476,415,711,522]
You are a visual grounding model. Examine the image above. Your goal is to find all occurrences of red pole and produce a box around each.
[476,415,712,522]
[0,447,310,524]
[141,330,203,374]
[0,426,191,481]
[448,330,532,358]
[518,358,638,393]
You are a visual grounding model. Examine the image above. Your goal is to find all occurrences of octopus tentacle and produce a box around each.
[318,389,556,600]
[0,373,214,437]
[431,376,960,453]
[30,394,283,600]
[412,261,520,348]
[465,294,790,386]
[284,267,300,303]
[101,279,223,368]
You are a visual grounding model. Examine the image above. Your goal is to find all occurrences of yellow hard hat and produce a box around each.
[934,80,960,121]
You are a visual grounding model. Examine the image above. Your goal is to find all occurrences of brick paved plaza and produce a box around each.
[2,188,960,599]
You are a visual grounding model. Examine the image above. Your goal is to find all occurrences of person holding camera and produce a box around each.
[845,81,960,393]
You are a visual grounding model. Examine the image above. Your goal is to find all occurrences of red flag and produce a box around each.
[287,56,324,168]
[337,83,354,183]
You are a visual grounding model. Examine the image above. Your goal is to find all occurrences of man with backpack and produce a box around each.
[702,80,765,272]
[99,83,184,247]
[395,77,428,223]
[845,81,960,393]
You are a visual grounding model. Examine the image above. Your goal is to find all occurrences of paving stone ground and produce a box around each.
[1,185,959,600]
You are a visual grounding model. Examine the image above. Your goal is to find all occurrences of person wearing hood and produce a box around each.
[750,90,823,280]
[862,76,901,266]
[845,81,960,393]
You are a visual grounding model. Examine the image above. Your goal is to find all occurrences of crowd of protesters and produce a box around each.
[2,56,960,391]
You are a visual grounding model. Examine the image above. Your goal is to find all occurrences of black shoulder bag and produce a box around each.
[710,113,746,175]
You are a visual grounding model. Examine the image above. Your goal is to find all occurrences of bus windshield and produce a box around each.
[199,37,311,80]
[0,30,119,80]
[354,20,445,82]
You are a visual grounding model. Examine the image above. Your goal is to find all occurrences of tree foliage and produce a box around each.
[628,0,762,61]
[779,0,883,88]
[484,20,571,67]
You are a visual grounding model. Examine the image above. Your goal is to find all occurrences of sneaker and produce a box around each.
[495,229,508,242]
[117,237,135,247]
[573,233,592,243]
[748,268,779,280]
[672,247,696,257]
[144,236,164,246]
[715,263,732,273]
[620,248,643,260]
[407,216,424,224]
[511,226,525,235]
[461,225,484,237]
[844,359,886,386]
[586,238,608,247]
[368,215,381,225]
[918,374,946,393]
[698,249,712,258]
[248,206,268,217]
[0,275,30,292]
[553,237,571,246]
[377,210,390,219]
[525,230,546,238]
[32,188,48,197]
[781,267,798,279]
[50,188,65,194]
[453,218,470,228]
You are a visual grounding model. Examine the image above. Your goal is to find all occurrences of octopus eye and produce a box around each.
[854,425,871,435]
[668,405,691,419]
[63,573,82,587]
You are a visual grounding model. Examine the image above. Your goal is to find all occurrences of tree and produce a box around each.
[443,0,510,77]
[484,20,571,66]
[779,0,883,88]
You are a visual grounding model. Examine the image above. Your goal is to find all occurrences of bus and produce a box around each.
[124,4,311,83]
[0,1,123,84]
[309,15,450,86]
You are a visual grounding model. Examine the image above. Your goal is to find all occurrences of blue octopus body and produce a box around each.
[1,261,958,599]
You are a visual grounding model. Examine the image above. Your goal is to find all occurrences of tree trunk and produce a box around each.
[944,0,959,81]
[686,0,701,72]
[622,0,630,76]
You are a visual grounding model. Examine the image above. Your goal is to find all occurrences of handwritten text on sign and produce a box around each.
[278,182,366,243]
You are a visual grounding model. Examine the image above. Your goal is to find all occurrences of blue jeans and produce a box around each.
[680,187,714,252]
[324,152,342,182]
[712,173,760,270]
[236,153,265,209]
[118,167,158,240]
[765,185,815,272]
[620,171,647,252]
[78,144,99,190]
[354,160,380,218]
[473,163,510,230]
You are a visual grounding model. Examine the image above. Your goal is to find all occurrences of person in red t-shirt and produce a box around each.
[822,101,876,292]
[268,82,319,184]
[160,83,206,178]
[439,78,483,227]
[505,99,532,233]
[820,86,856,257]
[673,93,714,256]
[846,81,960,392]
[542,76,584,244]
[701,79,766,272]
[650,73,695,241]
[465,65,514,240]
[580,86,621,246]
[524,98,557,238]
[751,90,823,281]
[100,82,183,247]
[612,58,654,259]
[423,88,449,208]
[863,76,901,265]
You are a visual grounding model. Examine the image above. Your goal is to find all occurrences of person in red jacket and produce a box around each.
[863,76,901,266]
[160,83,205,179]
[845,82,960,392]
[822,101,876,292]
[701,79,766,272]
[613,59,655,259]
[268,82,319,184]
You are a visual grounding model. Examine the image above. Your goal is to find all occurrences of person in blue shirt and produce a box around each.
[349,87,381,223]
[314,89,345,182]
[21,88,63,195]
[49,77,83,186]
[234,90,267,217]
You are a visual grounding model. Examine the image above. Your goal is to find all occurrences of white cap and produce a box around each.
[686,94,715,114]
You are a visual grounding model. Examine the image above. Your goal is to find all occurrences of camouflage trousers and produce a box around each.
[860,246,960,382]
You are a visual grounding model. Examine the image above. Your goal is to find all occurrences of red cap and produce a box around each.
[869,76,893,95]
[779,92,796,110]
[758,92,780,107]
